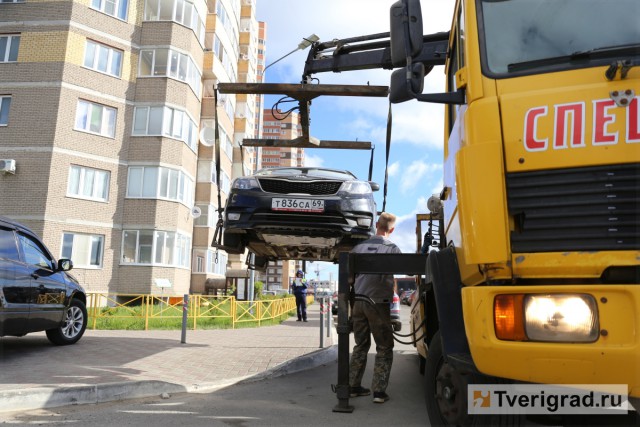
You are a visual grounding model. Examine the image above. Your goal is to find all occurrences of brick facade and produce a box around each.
[0,0,262,298]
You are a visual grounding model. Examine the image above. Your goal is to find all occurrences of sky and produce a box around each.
[255,0,456,282]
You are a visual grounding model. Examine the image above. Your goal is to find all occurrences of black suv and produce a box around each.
[0,216,87,345]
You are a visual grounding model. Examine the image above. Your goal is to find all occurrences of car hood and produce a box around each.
[254,168,355,182]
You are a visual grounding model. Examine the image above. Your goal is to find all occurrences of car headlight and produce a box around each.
[338,180,372,195]
[232,177,260,190]
[494,294,599,342]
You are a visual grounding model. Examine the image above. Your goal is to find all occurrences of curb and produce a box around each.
[0,344,338,413]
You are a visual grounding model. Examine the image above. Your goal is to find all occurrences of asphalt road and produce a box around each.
[0,350,428,426]
[0,305,430,426]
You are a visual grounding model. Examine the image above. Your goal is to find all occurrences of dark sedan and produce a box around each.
[223,167,378,264]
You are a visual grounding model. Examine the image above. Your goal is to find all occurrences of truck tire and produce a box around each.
[46,298,87,346]
[424,331,520,426]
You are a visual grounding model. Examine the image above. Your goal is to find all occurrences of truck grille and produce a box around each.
[506,163,640,252]
[258,179,342,195]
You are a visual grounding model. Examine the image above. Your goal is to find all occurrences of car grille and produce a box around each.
[258,179,342,195]
[506,163,640,253]
[251,212,348,225]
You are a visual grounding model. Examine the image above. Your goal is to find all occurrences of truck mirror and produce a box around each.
[389,63,425,104]
[390,0,424,67]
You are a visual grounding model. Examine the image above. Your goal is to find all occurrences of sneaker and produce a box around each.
[349,386,371,397]
[373,392,389,403]
[296,319,301,321]
[303,319,308,322]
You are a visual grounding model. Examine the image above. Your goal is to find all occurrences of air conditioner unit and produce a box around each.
[0,159,16,174]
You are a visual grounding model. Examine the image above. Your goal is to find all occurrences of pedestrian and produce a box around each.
[291,269,308,322]
[348,212,402,404]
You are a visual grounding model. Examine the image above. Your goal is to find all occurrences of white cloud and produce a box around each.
[304,154,325,167]
[387,161,400,177]
[388,196,436,253]
[399,160,441,194]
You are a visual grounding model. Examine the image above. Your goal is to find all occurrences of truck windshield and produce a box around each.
[479,0,640,75]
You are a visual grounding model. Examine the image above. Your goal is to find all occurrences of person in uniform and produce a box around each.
[348,212,401,403]
[291,269,308,322]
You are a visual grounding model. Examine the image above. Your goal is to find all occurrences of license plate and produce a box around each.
[272,198,324,212]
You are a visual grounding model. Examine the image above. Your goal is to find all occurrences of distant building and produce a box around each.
[260,109,304,168]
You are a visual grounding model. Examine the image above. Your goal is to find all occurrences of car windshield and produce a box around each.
[479,0,640,75]
[254,168,356,180]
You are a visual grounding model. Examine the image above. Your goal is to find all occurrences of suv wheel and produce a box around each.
[46,298,87,345]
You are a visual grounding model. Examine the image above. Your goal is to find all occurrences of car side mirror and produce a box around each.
[389,63,425,103]
[390,0,424,66]
[57,258,73,272]
[369,181,380,192]
[388,0,466,105]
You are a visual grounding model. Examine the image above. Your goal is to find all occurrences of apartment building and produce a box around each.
[0,0,262,298]
[260,108,304,169]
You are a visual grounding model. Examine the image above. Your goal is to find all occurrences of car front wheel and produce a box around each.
[46,298,87,345]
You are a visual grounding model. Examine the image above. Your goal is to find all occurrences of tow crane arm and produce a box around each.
[301,31,448,78]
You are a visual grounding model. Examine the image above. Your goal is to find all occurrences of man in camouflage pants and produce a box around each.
[348,212,401,404]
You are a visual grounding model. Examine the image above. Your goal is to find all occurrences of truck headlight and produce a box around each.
[524,294,599,342]
[494,294,599,342]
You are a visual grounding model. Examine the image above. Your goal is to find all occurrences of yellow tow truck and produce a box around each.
[391,0,640,424]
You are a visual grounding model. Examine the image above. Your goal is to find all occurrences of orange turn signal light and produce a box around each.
[494,294,527,341]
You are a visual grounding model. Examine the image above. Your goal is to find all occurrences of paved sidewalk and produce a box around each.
[0,303,336,413]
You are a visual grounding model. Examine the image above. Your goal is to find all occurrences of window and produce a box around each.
[17,233,53,270]
[221,171,231,194]
[122,229,190,267]
[132,105,198,151]
[0,0,26,3]
[0,35,20,62]
[480,0,640,76]
[218,127,233,159]
[91,0,128,21]
[197,160,217,183]
[208,250,227,275]
[61,233,104,268]
[213,35,237,83]
[138,48,202,95]
[194,204,218,227]
[67,165,110,201]
[127,165,194,206]
[0,227,19,260]
[75,99,116,138]
[144,0,205,44]
[215,1,239,57]
[83,40,122,77]
[195,254,204,272]
[0,96,11,126]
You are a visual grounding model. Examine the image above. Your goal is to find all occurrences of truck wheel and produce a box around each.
[425,331,472,425]
[46,298,87,345]
[425,331,520,426]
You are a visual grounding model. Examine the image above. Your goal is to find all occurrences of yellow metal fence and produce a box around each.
[86,293,307,330]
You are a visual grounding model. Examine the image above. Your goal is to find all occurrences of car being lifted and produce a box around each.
[222,167,379,264]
